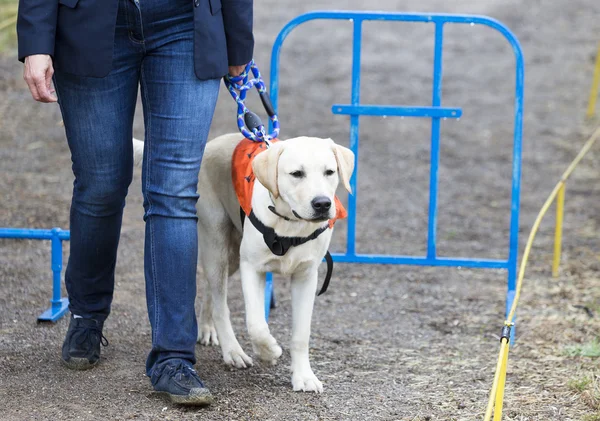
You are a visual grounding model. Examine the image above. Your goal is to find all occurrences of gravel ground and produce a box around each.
[1,0,600,420]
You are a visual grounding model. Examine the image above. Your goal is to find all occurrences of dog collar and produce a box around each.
[268,205,293,221]
[267,193,296,222]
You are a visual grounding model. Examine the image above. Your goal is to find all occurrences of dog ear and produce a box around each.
[252,142,285,198]
[332,143,355,194]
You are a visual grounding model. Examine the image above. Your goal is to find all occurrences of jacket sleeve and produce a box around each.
[17,0,58,62]
[221,0,254,67]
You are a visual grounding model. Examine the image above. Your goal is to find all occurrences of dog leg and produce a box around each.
[290,267,323,393]
[198,286,219,346]
[240,262,282,365]
[199,232,252,369]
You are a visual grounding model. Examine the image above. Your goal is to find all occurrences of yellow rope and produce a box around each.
[552,184,565,277]
[587,42,600,119]
[493,340,510,420]
[484,339,507,420]
[483,126,600,420]
[507,126,600,322]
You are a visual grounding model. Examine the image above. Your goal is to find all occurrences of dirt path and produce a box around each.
[1,0,599,420]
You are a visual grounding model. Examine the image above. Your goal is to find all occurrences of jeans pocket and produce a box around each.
[58,0,80,8]
[208,0,221,15]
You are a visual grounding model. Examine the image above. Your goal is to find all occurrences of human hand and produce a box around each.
[228,64,247,78]
[23,54,57,103]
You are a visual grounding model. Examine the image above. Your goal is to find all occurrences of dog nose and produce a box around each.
[311,196,332,212]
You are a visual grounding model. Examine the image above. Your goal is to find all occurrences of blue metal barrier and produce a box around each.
[266,11,524,330]
[0,228,70,322]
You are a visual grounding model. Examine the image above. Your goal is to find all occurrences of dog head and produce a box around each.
[252,137,354,222]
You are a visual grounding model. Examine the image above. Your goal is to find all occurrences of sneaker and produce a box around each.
[61,315,108,370]
[151,360,214,406]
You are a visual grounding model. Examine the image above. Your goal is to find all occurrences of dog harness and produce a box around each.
[232,138,347,295]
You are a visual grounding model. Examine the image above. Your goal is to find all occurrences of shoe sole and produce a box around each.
[61,357,98,370]
[157,389,215,406]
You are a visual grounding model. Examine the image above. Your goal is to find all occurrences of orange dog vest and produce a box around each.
[232,138,347,227]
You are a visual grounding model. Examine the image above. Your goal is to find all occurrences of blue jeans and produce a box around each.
[53,0,220,376]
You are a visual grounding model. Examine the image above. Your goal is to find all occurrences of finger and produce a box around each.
[45,65,58,103]
[23,65,41,101]
[34,75,55,103]
[24,75,41,102]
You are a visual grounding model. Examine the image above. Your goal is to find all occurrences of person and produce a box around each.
[17,0,253,406]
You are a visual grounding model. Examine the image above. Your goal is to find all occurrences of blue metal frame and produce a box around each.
[0,228,70,322]
[267,11,524,329]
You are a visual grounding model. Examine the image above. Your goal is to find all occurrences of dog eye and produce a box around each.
[290,170,305,178]
[325,169,336,176]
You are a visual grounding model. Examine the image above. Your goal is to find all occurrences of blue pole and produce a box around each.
[37,228,70,322]
[50,228,63,309]
[0,227,70,241]
[346,18,362,256]
[426,22,444,259]
[506,27,525,345]
[264,272,273,320]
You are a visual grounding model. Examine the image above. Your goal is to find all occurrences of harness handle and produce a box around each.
[224,60,280,143]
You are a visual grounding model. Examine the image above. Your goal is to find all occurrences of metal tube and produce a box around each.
[330,253,509,268]
[332,104,462,118]
[505,15,525,334]
[264,272,273,320]
[50,228,63,307]
[0,227,70,241]
[346,18,362,255]
[426,22,444,259]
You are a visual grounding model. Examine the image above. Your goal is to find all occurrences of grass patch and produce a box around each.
[565,338,600,357]
[569,376,593,392]
[569,373,600,411]
[583,414,600,421]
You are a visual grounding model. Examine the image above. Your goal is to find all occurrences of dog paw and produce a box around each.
[197,324,219,346]
[252,334,282,365]
[292,370,323,393]
[222,346,253,369]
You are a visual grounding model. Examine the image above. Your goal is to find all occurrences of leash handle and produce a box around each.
[224,60,280,143]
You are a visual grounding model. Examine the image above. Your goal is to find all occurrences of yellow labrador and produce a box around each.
[133,133,354,393]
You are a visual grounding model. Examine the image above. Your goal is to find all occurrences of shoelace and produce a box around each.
[75,324,109,348]
[169,362,202,384]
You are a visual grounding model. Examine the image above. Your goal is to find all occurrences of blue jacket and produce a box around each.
[17,0,253,79]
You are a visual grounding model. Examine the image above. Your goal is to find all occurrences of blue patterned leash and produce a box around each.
[223,60,280,143]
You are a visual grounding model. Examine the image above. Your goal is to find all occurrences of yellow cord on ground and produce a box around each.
[492,340,510,421]
[587,42,600,119]
[484,341,506,420]
[552,184,565,277]
[483,126,600,421]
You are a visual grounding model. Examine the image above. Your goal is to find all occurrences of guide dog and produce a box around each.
[133,133,354,392]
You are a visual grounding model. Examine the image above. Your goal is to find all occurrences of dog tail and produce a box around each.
[132,137,144,167]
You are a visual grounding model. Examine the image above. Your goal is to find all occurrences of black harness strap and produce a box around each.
[240,208,335,295]
[240,207,246,230]
[248,210,328,256]
[317,251,333,296]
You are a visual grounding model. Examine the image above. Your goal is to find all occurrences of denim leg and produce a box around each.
[139,16,220,375]
[53,2,142,321]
